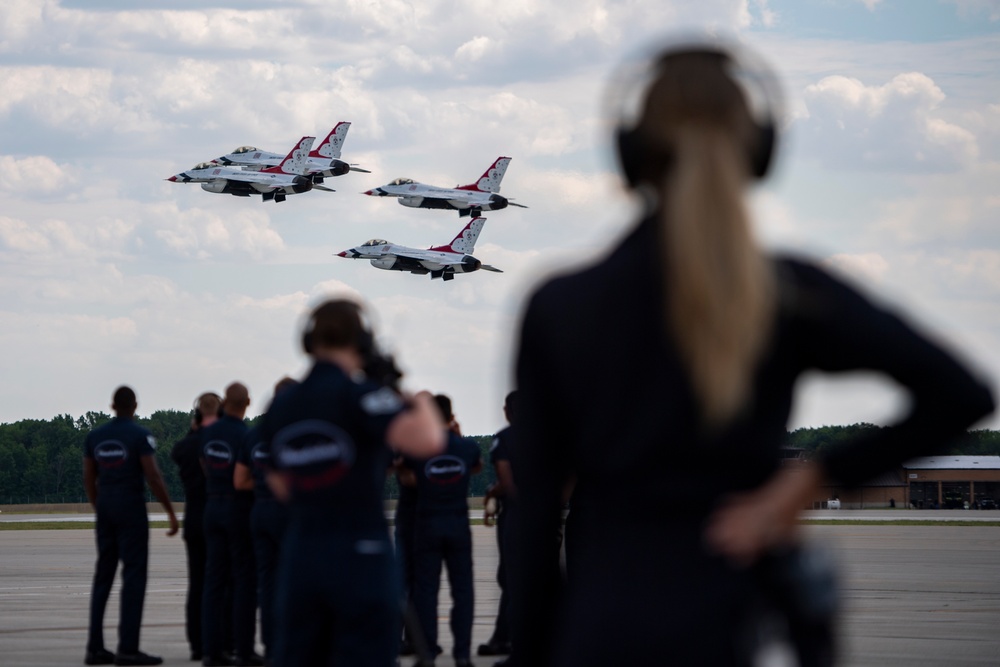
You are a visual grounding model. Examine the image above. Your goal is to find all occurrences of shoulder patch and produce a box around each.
[147,435,158,450]
[360,387,404,416]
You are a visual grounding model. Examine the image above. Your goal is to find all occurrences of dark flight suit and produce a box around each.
[484,426,514,650]
[260,361,405,667]
[394,478,418,650]
[84,417,157,656]
[200,415,257,662]
[239,425,287,660]
[408,432,482,663]
[171,428,207,657]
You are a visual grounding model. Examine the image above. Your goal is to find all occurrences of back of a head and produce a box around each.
[433,394,454,423]
[304,299,369,354]
[622,43,778,427]
[196,392,222,424]
[223,382,250,416]
[112,385,137,416]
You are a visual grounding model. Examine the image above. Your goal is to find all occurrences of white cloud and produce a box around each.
[799,72,978,171]
[944,0,1000,21]
[0,155,75,194]
[823,252,891,284]
[856,0,884,11]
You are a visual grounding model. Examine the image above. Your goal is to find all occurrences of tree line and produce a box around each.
[0,410,499,505]
[1,411,998,505]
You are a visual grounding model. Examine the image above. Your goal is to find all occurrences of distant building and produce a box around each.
[785,450,1000,510]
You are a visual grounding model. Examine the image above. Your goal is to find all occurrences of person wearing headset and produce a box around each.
[261,298,444,667]
[170,391,221,662]
[510,39,994,667]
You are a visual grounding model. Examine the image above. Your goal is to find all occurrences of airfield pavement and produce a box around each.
[1,512,999,666]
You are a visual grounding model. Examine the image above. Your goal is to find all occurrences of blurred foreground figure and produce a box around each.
[511,39,995,667]
[262,299,445,667]
[83,386,178,666]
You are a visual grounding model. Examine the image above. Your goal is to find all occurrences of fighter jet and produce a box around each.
[363,157,527,217]
[213,122,370,185]
[167,136,334,203]
[336,217,502,281]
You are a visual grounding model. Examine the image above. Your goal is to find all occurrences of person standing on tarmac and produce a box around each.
[170,391,221,662]
[200,382,263,667]
[234,377,297,664]
[479,391,518,660]
[261,298,445,667]
[406,394,483,667]
[511,39,995,667]
[83,386,179,667]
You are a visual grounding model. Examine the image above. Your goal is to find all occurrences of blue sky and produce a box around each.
[1,0,998,434]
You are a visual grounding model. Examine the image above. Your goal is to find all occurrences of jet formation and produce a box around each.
[167,124,524,281]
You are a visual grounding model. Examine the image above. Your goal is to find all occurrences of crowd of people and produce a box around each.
[80,37,994,667]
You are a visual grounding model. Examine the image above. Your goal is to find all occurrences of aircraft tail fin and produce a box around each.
[263,136,315,175]
[456,157,511,193]
[430,217,486,254]
[311,122,351,160]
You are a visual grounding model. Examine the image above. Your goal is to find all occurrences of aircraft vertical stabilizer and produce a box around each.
[264,136,315,175]
[458,157,511,193]
[430,217,486,254]
[313,122,351,160]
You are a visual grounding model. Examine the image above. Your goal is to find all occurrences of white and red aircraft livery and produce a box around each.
[337,217,502,281]
[167,137,334,203]
[213,121,370,184]
[363,156,527,217]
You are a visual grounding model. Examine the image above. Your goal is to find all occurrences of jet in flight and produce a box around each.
[363,157,526,216]
[213,121,370,185]
[167,136,334,202]
[336,217,501,281]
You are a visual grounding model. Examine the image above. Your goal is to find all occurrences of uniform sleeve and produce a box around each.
[788,261,995,486]
[354,383,406,445]
[137,428,156,457]
[511,287,573,667]
[84,431,96,460]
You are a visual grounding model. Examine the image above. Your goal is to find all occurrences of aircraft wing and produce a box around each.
[392,249,464,266]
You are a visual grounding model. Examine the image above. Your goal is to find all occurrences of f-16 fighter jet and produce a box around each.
[363,156,527,217]
[336,217,502,281]
[167,136,333,202]
[213,122,370,185]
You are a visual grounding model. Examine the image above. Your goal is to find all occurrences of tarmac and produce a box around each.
[1,511,999,666]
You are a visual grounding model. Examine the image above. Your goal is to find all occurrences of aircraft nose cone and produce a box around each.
[363,189,374,195]
[336,251,348,257]
[166,175,178,182]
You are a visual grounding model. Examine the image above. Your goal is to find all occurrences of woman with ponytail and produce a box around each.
[511,42,993,667]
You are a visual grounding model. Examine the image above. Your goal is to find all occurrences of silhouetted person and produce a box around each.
[170,391,221,662]
[200,382,261,666]
[83,386,178,666]
[512,39,994,667]
[261,298,444,667]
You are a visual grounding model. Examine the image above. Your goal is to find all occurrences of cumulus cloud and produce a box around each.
[798,72,978,172]
[0,155,75,194]
[824,252,891,284]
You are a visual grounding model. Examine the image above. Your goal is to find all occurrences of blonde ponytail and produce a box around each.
[663,124,775,426]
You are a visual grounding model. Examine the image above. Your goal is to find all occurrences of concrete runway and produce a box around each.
[1,518,998,666]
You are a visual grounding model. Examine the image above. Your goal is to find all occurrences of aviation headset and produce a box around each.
[192,392,223,425]
[612,36,782,189]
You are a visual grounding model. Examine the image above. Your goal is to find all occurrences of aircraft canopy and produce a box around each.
[193,162,218,170]
[362,239,389,246]
[390,178,414,186]
[231,146,259,154]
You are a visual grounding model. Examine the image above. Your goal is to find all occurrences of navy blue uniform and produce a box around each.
[238,425,287,660]
[394,476,418,648]
[84,417,157,656]
[485,426,514,649]
[200,415,256,661]
[513,216,996,667]
[171,428,207,656]
[408,432,481,662]
[260,361,405,667]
